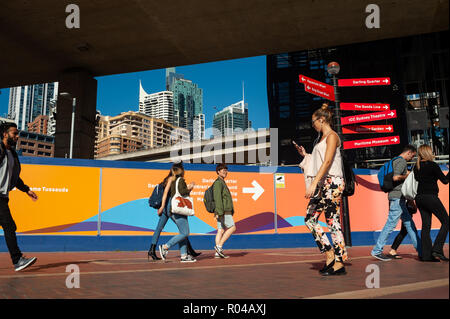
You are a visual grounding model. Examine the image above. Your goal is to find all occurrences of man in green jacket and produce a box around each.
[213,164,236,258]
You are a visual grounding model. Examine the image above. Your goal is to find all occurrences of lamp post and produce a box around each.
[327,62,352,247]
[59,92,76,159]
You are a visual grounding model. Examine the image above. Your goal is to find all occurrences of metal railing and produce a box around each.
[278,155,449,169]
[359,155,449,169]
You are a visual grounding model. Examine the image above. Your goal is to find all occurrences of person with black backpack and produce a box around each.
[147,163,201,261]
[210,163,235,259]
[0,122,39,271]
[371,145,421,261]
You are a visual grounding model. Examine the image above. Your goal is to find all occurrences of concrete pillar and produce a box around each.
[55,69,97,159]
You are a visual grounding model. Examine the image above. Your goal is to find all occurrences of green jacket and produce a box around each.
[213,177,234,216]
[170,177,191,197]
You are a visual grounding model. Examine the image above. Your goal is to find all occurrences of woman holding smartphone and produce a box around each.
[294,103,348,276]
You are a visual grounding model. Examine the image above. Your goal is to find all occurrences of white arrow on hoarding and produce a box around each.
[387,126,392,131]
[388,111,395,116]
[383,105,389,109]
[243,180,265,201]
[383,79,389,83]
[392,137,398,142]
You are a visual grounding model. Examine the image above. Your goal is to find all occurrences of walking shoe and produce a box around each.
[180,255,197,263]
[387,253,402,259]
[14,256,37,272]
[214,246,229,259]
[214,252,221,258]
[321,266,347,276]
[371,253,392,261]
[159,245,168,260]
[432,252,449,261]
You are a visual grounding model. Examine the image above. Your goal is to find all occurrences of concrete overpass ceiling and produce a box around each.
[0,0,448,88]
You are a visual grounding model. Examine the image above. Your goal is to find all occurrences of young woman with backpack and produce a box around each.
[157,165,198,262]
[147,163,200,261]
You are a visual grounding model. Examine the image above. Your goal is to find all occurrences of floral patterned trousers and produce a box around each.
[305,176,348,262]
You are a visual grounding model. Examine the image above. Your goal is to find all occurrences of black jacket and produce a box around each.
[0,142,30,195]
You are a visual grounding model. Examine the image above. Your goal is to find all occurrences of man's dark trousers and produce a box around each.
[0,197,22,264]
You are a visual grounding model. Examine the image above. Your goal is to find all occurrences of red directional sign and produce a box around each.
[342,125,394,134]
[299,74,335,101]
[341,110,397,125]
[338,77,391,87]
[343,136,400,150]
[340,102,390,112]
[304,84,335,101]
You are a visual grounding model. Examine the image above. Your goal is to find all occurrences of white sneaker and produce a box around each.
[214,246,229,259]
[159,245,168,260]
[214,252,221,258]
[180,255,197,263]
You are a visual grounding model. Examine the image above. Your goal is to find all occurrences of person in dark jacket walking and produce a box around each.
[0,122,39,271]
[414,144,449,262]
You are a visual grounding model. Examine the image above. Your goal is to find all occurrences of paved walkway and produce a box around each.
[0,245,448,299]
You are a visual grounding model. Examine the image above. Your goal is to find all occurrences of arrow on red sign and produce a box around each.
[340,103,390,111]
[299,74,335,101]
[338,77,391,87]
[341,110,397,125]
[342,125,394,134]
[343,136,400,150]
[304,84,336,101]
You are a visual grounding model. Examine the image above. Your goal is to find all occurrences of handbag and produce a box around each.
[406,199,418,215]
[171,177,195,216]
[341,148,356,197]
[401,167,418,200]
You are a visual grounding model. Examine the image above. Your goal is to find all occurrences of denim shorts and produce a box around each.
[217,213,235,230]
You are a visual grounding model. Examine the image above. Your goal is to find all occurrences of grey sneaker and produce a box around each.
[159,245,168,260]
[371,253,392,261]
[180,255,197,263]
[214,246,229,259]
[14,256,37,272]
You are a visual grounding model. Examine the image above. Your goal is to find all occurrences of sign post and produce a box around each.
[326,62,352,247]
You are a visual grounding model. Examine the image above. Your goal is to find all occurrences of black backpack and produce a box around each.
[148,183,164,209]
[203,181,216,213]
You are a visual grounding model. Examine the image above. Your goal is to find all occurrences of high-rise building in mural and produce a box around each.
[8,82,58,131]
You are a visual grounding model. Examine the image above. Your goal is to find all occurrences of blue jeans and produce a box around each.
[372,198,422,256]
[151,205,170,246]
[163,198,190,256]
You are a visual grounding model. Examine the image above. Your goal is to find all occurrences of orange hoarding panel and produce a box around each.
[8,165,100,234]
[99,168,275,235]
[3,162,448,237]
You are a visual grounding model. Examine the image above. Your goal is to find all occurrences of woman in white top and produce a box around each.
[295,103,348,276]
